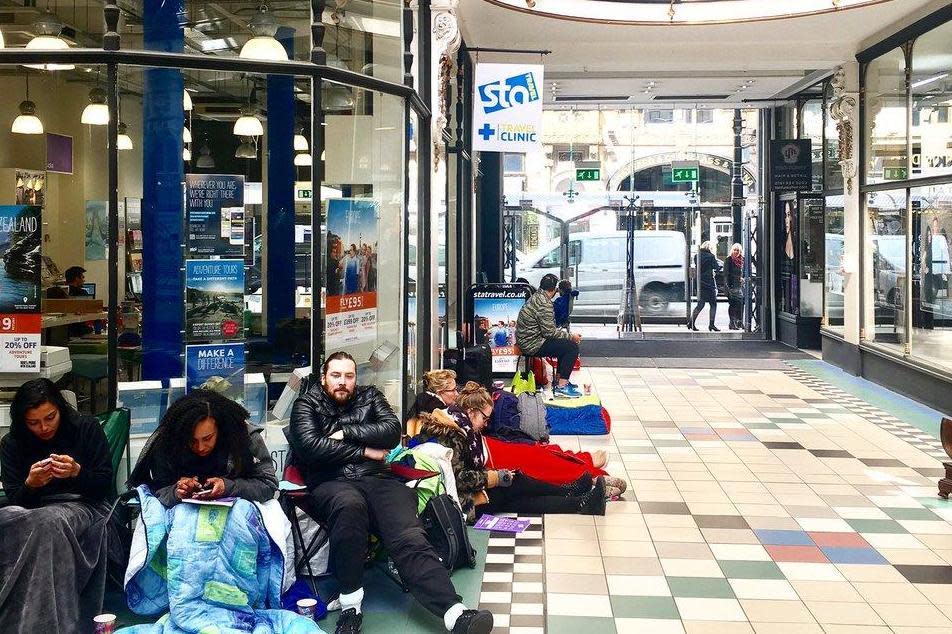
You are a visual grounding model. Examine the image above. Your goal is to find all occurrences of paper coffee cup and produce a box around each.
[93,614,116,634]
[297,598,318,619]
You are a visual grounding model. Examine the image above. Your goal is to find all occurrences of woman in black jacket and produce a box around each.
[129,390,277,506]
[690,241,723,332]
[0,378,116,633]
[725,243,745,330]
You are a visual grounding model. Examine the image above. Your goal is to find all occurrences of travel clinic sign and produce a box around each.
[473,63,545,153]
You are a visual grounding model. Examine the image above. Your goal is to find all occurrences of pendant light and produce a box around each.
[183,127,192,144]
[239,4,288,61]
[0,28,5,49]
[233,86,263,137]
[235,137,257,159]
[293,127,309,152]
[183,147,192,162]
[81,87,109,125]
[117,122,133,150]
[25,11,74,71]
[294,152,312,167]
[12,74,43,135]
[183,89,193,112]
[196,143,215,169]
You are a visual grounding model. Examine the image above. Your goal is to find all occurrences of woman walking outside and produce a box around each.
[726,243,745,330]
[689,241,723,332]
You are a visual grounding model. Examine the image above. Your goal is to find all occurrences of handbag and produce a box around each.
[511,370,536,396]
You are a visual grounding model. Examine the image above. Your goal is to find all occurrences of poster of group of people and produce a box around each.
[0,204,42,372]
[325,198,379,350]
[183,175,247,401]
[471,283,532,373]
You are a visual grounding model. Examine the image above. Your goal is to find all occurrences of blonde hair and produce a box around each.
[699,241,711,252]
[731,243,743,255]
[423,369,457,393]
[456,381,492,412]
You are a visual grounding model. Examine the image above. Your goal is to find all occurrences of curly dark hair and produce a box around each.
[130,390,252,484]
[9,378,76,441]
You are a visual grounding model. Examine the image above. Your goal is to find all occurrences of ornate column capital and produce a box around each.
[829,65,858,195]
[431,5,461,171]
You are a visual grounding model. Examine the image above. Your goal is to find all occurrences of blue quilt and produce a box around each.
[119,487,323,634]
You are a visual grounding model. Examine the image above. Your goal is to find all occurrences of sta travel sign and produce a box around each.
[473,63,545,153]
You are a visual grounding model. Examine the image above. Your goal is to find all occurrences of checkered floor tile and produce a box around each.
[473,364,952,632]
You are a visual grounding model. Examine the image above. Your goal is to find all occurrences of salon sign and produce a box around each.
[473,63,544,153]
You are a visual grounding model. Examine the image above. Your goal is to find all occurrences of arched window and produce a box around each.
[617,165,732,203]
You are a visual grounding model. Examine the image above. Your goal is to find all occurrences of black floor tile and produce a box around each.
[810,449,854,458]
[894,565,952,584]
[763,442,806,450]
[639,501,692,515]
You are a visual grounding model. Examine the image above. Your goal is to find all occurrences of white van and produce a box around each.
[517,230,687,316]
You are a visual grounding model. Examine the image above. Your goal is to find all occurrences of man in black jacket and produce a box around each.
[288,351,493,634]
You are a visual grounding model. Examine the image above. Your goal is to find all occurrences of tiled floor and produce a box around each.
[482,364,952,633]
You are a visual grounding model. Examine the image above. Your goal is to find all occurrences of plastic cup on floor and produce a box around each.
[93,614,116,634]
[296,598,318,620]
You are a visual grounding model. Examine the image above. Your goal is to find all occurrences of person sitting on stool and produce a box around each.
[516,273,583,399]
[64,266,90,297]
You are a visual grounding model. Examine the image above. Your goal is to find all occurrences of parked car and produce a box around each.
[516,230,687,317]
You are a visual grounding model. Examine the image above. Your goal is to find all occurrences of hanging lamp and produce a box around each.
[196,143,215,169]
[234,87,263,137]
[235,137,257,159]
[239,5,288,61]
[117,122,134,150]
[184,89,193,112]
[81,87,109,125]
[25,11,74,71]
[294,127,309,152]
[183,127,192,144]
[12,74,43,135]
[183,146,192,162]
[294,152,312,167]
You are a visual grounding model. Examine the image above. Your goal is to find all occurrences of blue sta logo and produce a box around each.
[478,72,540,114]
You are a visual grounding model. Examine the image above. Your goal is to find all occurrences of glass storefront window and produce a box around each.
[865,47,908,185]
[801,98,824,192]
[824,82,844,192]
[865,189,907,352]
[911,183,952,373]
[911,20,952,180]
[824,195,845,331]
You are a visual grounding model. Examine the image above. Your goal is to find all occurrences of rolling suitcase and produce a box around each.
[441,343,493,389]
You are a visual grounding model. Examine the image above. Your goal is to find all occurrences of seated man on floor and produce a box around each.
[516,273,583,398]
[288,351,493,634]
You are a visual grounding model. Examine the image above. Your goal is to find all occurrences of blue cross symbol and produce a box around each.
[478,123,495,141]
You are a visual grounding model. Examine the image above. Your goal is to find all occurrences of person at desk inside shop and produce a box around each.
[64,266,90,296]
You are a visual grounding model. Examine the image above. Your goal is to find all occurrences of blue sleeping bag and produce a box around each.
[546,403,610,436]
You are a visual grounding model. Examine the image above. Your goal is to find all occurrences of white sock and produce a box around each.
[443,602,466,631]
[339,588,364,614]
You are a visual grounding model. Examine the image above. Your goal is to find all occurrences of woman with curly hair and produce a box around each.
[129,389,277,506]
[415,382,608,519]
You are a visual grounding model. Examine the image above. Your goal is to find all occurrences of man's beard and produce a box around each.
[325,385,354,404]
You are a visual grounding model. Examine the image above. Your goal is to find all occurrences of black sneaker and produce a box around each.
[579,477,607,515]
[561,472,593,496]
[335,608,362,634]
[451,609,494,633]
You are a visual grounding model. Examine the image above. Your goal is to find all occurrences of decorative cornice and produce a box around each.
[829,66,857,195]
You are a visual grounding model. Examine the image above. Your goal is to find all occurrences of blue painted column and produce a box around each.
[266,27,296,350]
[142,0,185,380]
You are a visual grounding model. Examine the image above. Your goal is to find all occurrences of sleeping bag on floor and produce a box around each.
[119,486,323,633]
[545,395,611,435]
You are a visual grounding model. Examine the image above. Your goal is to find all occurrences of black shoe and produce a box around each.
[562,472,593,496]
[709,325,720,332]
[579,477,607,515]
[688,323,698,331]
[451,609,494,634]
[335,608,362,634]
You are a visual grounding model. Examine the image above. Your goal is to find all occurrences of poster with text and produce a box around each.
[186,343,245,402]
[325,198,378,349]
[185,259,244,342]
[471,283,533,373]
[0,205,42,372]
[85,200,108,261]
[186,174,245,257]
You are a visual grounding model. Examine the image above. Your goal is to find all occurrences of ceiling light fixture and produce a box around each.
[184,89,193,112]
[12,73,43,135]
[235,137,257,159]
[117,122,134,150]
[294,128,309,152]
[294,152,312,167]
[196,143,215,168]
[234,86,263,136]
[183,127,192,144]
[183,147,192,162]
[81,87,109,125]
[25,11,74,71]
[239,4,288,61]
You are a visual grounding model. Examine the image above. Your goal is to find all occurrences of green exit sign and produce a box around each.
[297,188,312,199]
[884,167,907,180]
[672,167,699,182]
[576,168,601,181]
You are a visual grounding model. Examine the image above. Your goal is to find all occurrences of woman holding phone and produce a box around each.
[0,378,117,633]
[129,389,277,506]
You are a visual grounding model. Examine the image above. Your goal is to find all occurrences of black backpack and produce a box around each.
[419,494,476,570]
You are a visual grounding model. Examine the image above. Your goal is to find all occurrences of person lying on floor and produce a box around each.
[413,382,608,520]
[287,351,493,634]
[0,378,122,634]
[407,369,626,499]
[123,390,319,634]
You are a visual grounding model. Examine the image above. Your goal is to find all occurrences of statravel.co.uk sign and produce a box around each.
[472,63,545,154]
